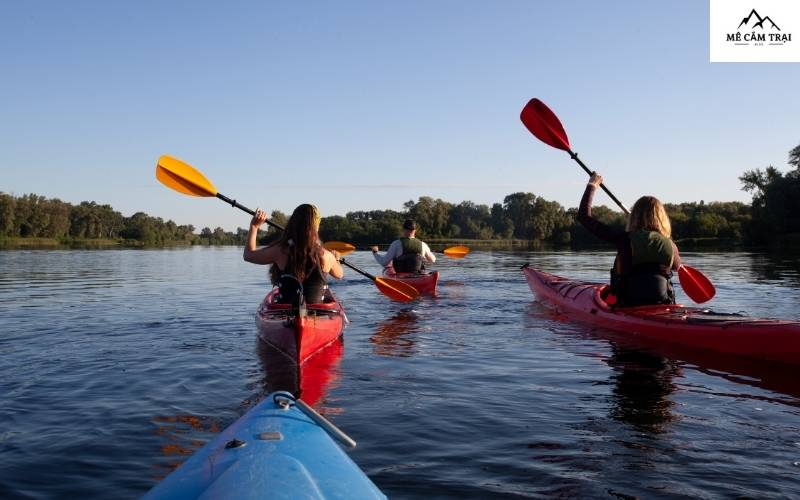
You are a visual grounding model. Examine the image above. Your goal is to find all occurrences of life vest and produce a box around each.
[274,263,328,305]
[611,230,675,306]
[392,237,424,273]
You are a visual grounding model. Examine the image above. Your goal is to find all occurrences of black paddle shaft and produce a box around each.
[339,258,377,281]
[216,192,378,280]
[568,150,630,215]
[215,193,285,231]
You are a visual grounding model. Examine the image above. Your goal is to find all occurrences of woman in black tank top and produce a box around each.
[243,204,344,304]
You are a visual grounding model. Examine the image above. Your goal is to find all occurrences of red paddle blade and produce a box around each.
[678,265,716,304]
[520,98,571,151]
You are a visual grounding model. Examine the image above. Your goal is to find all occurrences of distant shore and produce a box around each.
[0,237,189,249]
[4,236,791,251]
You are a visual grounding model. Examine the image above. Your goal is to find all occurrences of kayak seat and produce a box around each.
[619,273,674,307]
[267,288,338,311]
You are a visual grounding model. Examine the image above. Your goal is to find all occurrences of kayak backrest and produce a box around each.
[593,285,615,311]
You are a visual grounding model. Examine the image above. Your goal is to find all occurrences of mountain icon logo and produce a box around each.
[737,9,781,30]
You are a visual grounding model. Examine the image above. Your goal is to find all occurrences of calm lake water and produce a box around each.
[2,248,800,499]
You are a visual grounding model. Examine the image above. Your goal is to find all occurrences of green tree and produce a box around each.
[740,143,800,243]
[0,193,16,237]
[45,199,71,238]
[530,198,570,242]
[503,192,537,239]
[405,197,451,238]
[490,203,513,239]
[448,201,492,239]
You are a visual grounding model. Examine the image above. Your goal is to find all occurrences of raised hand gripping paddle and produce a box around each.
[156,155,419,302]
[520,98,629,214]
[519,99,716,304]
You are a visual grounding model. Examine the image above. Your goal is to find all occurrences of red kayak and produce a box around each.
[256,289,347,364]
[382,269,439,296]
[522,264,800,365]
[257,336,344,407]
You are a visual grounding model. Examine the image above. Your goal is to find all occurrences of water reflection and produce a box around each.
[150,415,222,478]
[527,302,800,403]
[749,251,800,285]
[148,340,344,481]
[370,310,420,358]
[606,344,679,434]
[255,338,344,407]
[628,339,800,403]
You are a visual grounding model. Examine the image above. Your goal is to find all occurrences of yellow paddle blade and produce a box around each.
[443,245,470,258]
[323,241,356,256]
[375,277,419,302]
[156,155,218,197]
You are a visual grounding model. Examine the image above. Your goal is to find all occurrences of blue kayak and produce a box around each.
[144,392,386,499]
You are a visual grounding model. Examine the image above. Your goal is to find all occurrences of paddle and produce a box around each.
[441,245,470,258]
[519,98,716,304]
[677,265,716,304]
[156,155,419,302]
[322,241,356,256]
[339,258,419,302]
[520,98,629,214]
[366,243,470,259]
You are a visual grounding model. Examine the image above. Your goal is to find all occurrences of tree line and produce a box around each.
[738,144,800,246]
[2,142,798,248]
[317,195,753,247]
[0,195,200,245]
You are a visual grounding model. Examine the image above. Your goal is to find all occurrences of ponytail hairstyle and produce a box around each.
[269,204,322,285]
[627,196,672,238]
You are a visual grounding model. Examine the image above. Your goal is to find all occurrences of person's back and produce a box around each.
[371,219,436,273]
[243,204,343,305]
[578,173,681,307]
[272,252,329,305]
[616,228,675,306]
[393,236,425,273]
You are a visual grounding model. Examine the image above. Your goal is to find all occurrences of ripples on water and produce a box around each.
[2,248,800,498]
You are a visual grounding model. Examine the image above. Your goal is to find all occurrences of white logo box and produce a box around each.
[710,0,800,62]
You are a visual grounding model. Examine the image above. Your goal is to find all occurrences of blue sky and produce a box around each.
[2,1,798,232]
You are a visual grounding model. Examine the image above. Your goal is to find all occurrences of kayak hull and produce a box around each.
[143,391,386,500]
[382,270,439,296]
[256,290,346,365]
[522,264,800,364]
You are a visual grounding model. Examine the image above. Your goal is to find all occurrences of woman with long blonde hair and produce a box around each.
[244,204,343,304]
[577,173,682,306]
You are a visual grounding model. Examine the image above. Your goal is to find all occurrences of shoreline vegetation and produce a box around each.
[0,235,775,251]
[2,145,798,251]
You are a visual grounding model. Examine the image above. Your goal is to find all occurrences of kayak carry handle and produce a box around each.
[273,392,357,449]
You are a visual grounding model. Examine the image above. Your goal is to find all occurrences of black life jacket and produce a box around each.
[274,258,328,305]
[611,230,675,307]
[392,237,424,273]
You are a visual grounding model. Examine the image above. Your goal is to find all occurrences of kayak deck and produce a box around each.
[522,264,800,364]
[256,290,347,364]
[382,270,439,296]
[144,392,386,500]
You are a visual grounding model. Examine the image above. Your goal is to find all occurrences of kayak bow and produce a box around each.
[143,391,386,499]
